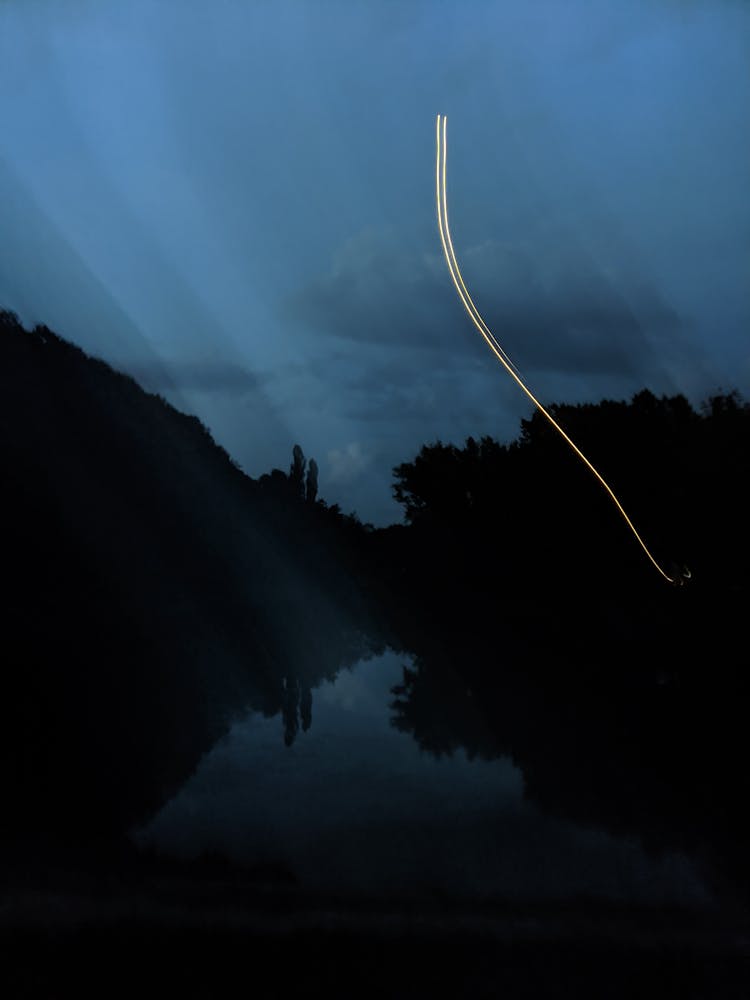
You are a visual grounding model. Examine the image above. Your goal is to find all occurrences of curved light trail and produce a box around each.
[436,113,676,584]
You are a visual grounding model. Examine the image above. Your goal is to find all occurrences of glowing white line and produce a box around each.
[436,114,674,584]
[435,123,520,376]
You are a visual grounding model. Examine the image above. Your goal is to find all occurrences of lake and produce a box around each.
[134,649,712,908]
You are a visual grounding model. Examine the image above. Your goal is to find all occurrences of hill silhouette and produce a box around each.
[0,310,381,838]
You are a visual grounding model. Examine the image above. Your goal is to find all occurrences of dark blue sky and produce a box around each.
[1,0,748,523]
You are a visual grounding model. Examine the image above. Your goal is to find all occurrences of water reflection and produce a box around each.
[390,634,746,900]
[281,677,314,746]
[135,651,711,907]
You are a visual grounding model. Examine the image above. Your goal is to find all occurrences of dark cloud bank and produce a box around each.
[285,227,684,383]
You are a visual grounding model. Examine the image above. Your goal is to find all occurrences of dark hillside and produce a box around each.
[0,310,378,838]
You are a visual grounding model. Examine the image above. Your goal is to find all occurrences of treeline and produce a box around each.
[387,389,749,595]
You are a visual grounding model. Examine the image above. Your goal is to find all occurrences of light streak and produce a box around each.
[435,113,676,584]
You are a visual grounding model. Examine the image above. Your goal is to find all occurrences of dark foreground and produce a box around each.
[3,845,749,999]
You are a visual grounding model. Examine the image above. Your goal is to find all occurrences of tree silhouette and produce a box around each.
[306,457,319,504]
[390,389,749,592]
[290,443,306,499]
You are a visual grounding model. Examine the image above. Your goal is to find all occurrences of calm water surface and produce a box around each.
[134,650,711,906]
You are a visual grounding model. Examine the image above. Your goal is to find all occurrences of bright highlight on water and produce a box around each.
[435,113,679,585]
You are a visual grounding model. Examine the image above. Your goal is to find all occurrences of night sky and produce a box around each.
[1,0,748,524]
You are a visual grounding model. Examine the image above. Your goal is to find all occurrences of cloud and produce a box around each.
[283,227,684,382]
[126,360,265,395]
[326,441,372,484]
[282,227,460,352]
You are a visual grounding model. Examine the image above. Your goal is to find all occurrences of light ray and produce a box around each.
[435,113,675,584]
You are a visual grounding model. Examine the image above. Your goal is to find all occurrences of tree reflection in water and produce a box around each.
[281,676,313,746]
[387,620,750,906]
